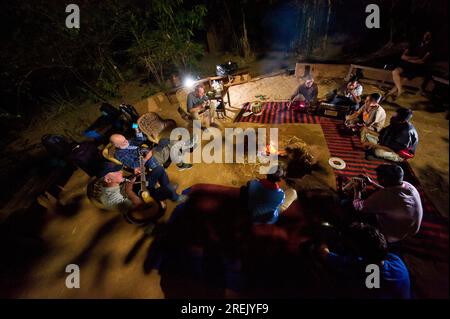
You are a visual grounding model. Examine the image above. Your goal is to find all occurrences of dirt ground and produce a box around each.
[225,73,449,217]
[12,124,333,298]
[2,71,448,298]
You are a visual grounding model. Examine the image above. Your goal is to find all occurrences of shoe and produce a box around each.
[175,194,189,204]
[177,162,193,171]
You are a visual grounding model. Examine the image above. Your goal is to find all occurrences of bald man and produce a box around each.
[110,134,193,172]
[110,134,188,203]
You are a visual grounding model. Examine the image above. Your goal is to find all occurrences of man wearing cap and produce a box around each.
[345,93,386,144]
[93,162,162,225]
[109,134,188,203]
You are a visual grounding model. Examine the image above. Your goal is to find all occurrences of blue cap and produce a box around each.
[98,162,122,178]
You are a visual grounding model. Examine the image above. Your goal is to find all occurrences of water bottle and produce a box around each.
[132,123,144,140]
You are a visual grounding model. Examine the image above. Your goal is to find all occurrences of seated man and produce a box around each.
[384,31,433,101]
[288,75,318,110]
[242,166,286,224]
[186,83,217,126]
[93,162,163,226]
[366,107,418,162]
[318,222,411,299]
[110,134,188,203]
[327,76,363,112]
[345,93,386,143]
[111,133,193,170]
[352,164,423,243]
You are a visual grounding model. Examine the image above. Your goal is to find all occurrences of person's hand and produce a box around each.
[358,174,374,185]
[353,178,366,191]
[133,167,141,175]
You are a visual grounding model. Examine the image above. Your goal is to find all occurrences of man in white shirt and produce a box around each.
[345,93,386,144]
[352,164,423,243]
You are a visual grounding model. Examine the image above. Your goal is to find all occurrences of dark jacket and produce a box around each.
[379,122,419,154]
[292,83,318,102]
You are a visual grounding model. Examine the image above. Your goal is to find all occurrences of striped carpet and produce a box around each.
[234,101,320,124]
[235,102,449,262]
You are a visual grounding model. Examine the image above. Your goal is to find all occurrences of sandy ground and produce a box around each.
[3,71,448,298]
[13,125,333,298]
[226,73,449,217]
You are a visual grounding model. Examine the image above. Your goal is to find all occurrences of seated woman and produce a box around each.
[383,31,433,101]
[345,93,386,144]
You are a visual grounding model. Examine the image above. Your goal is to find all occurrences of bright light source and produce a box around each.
[183,77,195,88]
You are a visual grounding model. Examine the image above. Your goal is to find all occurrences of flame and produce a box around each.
[265,144,279,155]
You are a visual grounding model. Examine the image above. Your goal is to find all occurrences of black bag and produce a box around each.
[119,104,139,124]
[100,103,121,118]
[41,134,75,158]
[216,61,238,76]
[68,141,105,177]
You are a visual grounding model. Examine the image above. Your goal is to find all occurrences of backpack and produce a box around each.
[41,134,75,158]
[119,104,139,124]
[68,141,105,177]
[100,103,121,118]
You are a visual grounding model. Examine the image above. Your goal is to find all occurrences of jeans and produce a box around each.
[328,94,359,112]
[147,166,178,201]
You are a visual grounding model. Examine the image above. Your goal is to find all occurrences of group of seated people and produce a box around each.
[87,117,422,298]
[288,61,419,163]
[345,93,419,162]
[84,32,433,298]
[91,132,197,229]
[244,161,421,298]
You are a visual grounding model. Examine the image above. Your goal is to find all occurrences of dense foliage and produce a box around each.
[1,0,207,118]
[1,0,447,121]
